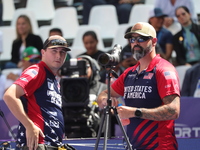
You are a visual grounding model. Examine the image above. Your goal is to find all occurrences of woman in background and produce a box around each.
[173,6,200,66]
[78,30,105,60]
[4,15,43,68]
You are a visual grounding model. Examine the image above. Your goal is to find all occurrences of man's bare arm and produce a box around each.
[117,94,180,121]
[140,94,180,121]
[3,84,44,150]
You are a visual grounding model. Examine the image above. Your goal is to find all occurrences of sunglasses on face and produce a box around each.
[176,12,186,18]
[129,36,152,43]
[43,39,68,49]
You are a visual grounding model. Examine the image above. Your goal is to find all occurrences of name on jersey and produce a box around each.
[124,85,152,99]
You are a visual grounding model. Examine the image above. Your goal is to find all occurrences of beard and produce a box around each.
[132,44,152,61]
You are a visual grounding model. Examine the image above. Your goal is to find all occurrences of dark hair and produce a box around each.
[77,55,100,86]
[82,31,98,41]
[175,6,190,16]
[49,28,63,36]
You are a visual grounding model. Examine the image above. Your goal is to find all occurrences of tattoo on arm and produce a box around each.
[142,94,179,121]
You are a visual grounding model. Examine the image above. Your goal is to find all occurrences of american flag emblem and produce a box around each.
[24,69,38,78]
[164,71,176,80]
[143,73,154,79]
[20,77,28,82]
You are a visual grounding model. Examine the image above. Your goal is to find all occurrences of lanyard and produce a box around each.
[183,30,195,51]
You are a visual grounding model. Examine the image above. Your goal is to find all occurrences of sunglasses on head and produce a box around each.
[129,36,152,43]
[43,39,68,49]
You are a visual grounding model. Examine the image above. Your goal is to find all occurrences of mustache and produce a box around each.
[133,45,143,49]
[132,45,143,53]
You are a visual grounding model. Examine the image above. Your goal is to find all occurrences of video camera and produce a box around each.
[60,57,100,138]
[98,44,122,67]
[60,58,90,107]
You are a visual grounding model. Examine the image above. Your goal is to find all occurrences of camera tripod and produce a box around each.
[94,68,132,150]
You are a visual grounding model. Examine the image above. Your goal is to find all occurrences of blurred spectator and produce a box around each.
[49,27,63,36]
[149,7,173,61]
[4,15,43,69]
[82,0,144,24]
[77,30,105,60]
[181,62,200,97]
[0,46,40,100]
[120,47,137,71]
[154,0,197,29]
[173,6,200,66]
[1,46,41,98]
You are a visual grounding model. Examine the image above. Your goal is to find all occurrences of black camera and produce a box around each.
[60,58,87,77]
[60,59,89,107]
[98,44,122,67]
[60,57,100,138]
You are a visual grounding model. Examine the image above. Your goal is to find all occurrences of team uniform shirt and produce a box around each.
[112,55,180,150]
[14,61,64,148]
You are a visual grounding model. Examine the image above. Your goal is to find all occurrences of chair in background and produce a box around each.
[110,24,131,49]
[167,22,182,35]
[38,25,53,42]
[2,0,15,23]
[10,8,39,35]
[0,26,16,61]
[54,0,74,6]
[175,65,192,89]
[88,5,119,40]
[51,7,79,40]
[25,0,55,21]
[128,4,154,24]
[145,0,156,5]
[1,68,22,77]
[194,0,200,19]
[69,25,105,58]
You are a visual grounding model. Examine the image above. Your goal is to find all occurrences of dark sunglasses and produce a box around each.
[43,39,68,49]
[176,12,186,18]
[129,36,152,43]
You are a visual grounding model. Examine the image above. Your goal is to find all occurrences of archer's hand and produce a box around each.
[26,124,45,150]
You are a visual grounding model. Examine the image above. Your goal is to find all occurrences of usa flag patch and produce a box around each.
[143,73,154,79]
[164,71,176,80]
[24,69,38,78]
